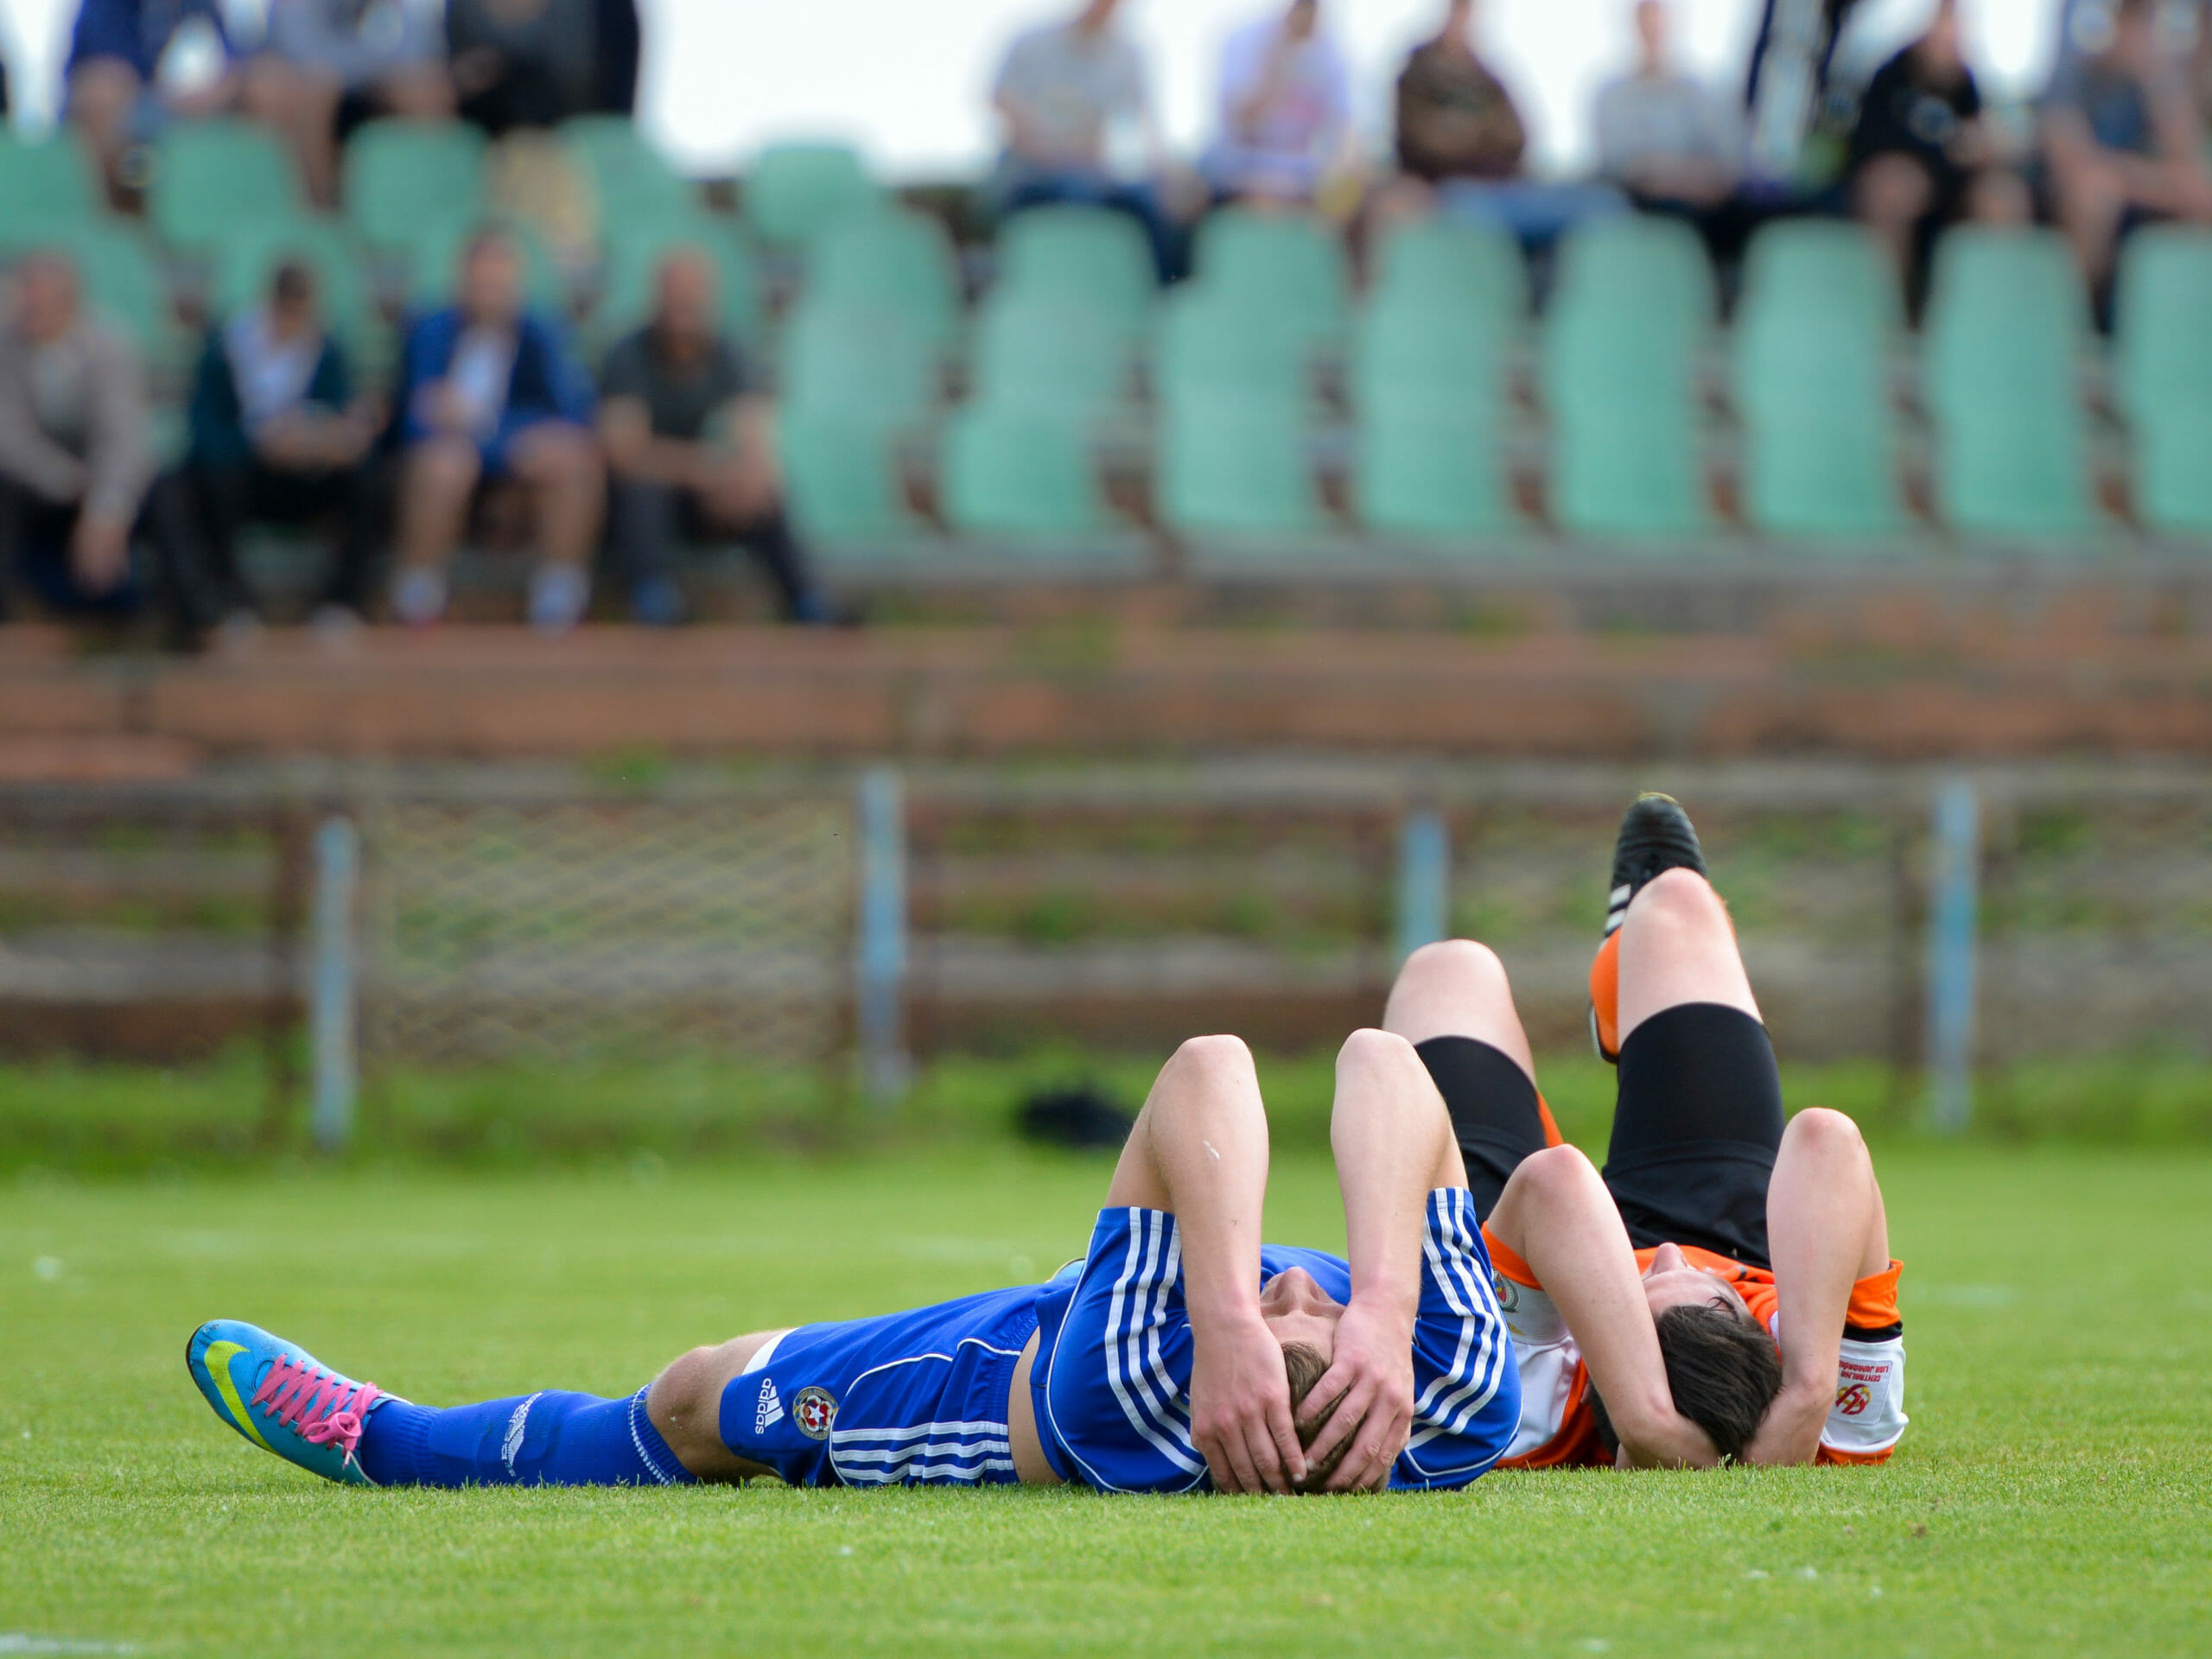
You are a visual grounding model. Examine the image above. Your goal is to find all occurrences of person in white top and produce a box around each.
[1204,1,1354,207]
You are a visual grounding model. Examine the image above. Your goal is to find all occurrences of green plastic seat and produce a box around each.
[594,211,764,347]
[211,215,378,363]
[994,206,1155,340]
[1371,217,1526,332]
[1353,291,1512,535]
[805,206,963,353]
[0,219,175,362]
[943,406,1109,536]
[779,301,935,544]
[150,119,301,252]
[1155,284,1306,410]
[1156,291,1314,534]
[1732,220,1904,537]
[1192,207,1347,351]
[1923,227,2094,536]
[343,120,486,255]
[2115,226,2212,535]
[404,214,566,313]
[1542,216,1713,537]
[969,295,1129,416]
[0,130,101,232]
[743,143,879,252]
[562,114,694,228]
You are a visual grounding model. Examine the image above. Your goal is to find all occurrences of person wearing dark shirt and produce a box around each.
[448,0,616,135]
[67,0,238,201]
[597,251,829,626]
[390,229,603,631]
[1845,0,2012,297]
[184,262,383,628]
[2041,0,2212,289]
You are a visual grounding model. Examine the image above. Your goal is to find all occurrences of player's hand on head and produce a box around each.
[1190,1314,1306,1494]
[1297,1299,1414,1493]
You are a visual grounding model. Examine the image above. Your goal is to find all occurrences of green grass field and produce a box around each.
[6,1140,2211,1657]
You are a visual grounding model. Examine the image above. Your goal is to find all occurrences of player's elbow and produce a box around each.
[1513,1142,1601,1206]
[1334,1026,1420,1077]
[1783,1107,1864,1160]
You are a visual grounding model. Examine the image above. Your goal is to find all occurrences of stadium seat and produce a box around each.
[2114,227,2212,536]
[211,216,378,363]
[149,120,302,252]
[969,295,1129,416]
[594,210,764,347]
[742,143,879,252]
[1923,227,2094,536]
[1371,217,1526,332]
[804,205,963,353]
[343,120,486,255]
[1732,220,1904,538]
[0,218,180,371]
[942,406,1111,537]
[778,301,935,545]
[1156,289,1316,535]
[562,114,695,226]
[1353,288,1513,536]
[0,130,101,232]
[993,206,1156,341]
[404,214,566,313]
[1542,216,1713,537]
[1191,207,1348,351]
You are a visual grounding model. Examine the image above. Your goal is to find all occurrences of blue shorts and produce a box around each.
[716,1286,1042,1487]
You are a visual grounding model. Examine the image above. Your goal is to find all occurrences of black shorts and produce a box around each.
[1416,1002,1786,1270]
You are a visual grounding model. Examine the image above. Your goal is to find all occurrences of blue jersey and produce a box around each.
[1030,1186,1519,1492]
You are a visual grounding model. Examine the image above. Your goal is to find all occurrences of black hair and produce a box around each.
[1592,1302,1783,1462]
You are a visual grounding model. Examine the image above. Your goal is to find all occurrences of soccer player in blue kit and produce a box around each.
[188,1027,1522,1496]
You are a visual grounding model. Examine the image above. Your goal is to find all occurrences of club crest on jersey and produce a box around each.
[794,1386,838,1440]
[1834,1382,1872,1417]
[1492,1273,1520,1313]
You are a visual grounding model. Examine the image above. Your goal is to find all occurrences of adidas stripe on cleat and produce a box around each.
[1591,793,1709,1063]
[187,1319,392,1486]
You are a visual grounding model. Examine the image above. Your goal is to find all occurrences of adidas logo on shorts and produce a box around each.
[755,1377,784,1434]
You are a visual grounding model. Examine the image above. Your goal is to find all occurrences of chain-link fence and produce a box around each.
[364,798,856,1068]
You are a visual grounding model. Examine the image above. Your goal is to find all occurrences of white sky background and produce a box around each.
[1,0,2065,179]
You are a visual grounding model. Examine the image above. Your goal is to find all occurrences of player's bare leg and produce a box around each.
[1614,866,1761,1041]
[646,1331,791,1481]
[1382,939,1539,1081]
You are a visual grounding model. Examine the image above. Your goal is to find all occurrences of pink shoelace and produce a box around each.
[251,1353,385,1462]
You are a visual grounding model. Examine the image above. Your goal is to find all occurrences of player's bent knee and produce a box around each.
[1632,866,1725,926]
[1784,1107,1864,1156]
[1399,938,1507,996]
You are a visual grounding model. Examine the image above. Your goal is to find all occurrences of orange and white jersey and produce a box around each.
[1483,1230,1908,1468]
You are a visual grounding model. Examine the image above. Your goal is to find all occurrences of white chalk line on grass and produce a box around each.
[0,1638,138,1656]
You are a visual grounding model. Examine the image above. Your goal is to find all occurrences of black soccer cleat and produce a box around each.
[1603,793,1707,938]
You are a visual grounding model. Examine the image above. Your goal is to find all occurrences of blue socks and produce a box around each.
[356,1388,696,1488]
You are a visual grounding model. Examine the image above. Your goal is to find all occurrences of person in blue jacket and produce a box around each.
[389,228,602,632]
[67,0,239,200]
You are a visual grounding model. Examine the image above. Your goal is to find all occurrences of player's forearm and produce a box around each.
[1764,1111,1878,1399]
[1141,1068,1271,1328]
[1327,1033,1446,1321]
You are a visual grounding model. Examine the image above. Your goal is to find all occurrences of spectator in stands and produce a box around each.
[1845,0,2024,302]
[1595,1,1749,258]
[0,251,198,634]
[449,0,607,136]
[2041,0,2212,290]
[390,229,601,632]
[185,261,384,632]
[1390,0,1622,246]
[66,0,239,202]
[246,0,456,208]
[598,251,830,627]
[1202,1,1354,208]
[990,0,1185,281]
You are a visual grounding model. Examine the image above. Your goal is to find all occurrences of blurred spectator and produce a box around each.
[67,0,238,201]
[1202,0,1353,207]
[185,261,383,630]
[1392,0,1623,246]
[990,0,1185,281]
[449,0,608,136]
[0,251,195,632]
[390,230,602,632]
[1596,1,1749,254]
[597,251,830,627]
[2041,0,2212,290]
[246,0,455,207]
[1846,0,2024,300]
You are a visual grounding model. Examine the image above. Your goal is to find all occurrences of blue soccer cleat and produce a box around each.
[187,1319,391,1486]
